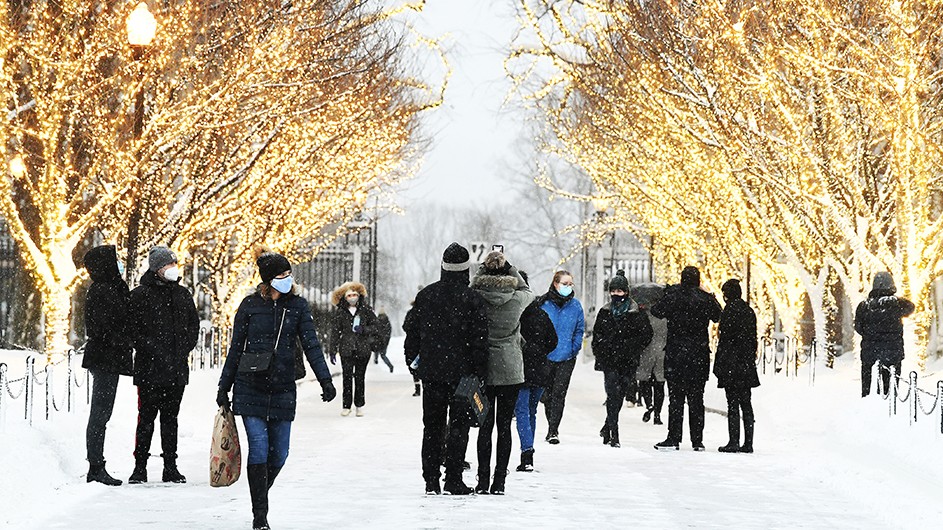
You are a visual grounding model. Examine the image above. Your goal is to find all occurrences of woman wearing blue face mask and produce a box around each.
[217,250,336,530]
[538,270,585,445]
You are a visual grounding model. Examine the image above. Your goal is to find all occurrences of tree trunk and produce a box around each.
[40,283,73,363]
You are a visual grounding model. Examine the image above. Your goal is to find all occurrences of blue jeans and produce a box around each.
[515,386,544,452]
[242,416,292,467]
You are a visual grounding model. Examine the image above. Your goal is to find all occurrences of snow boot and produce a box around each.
[474,467,491,495]
[654,439,679,451]
[653,413,663,425]
[718,443,739,453]
[609,425,620,448]
[424,477,441,495]
[162,456,186,483]
[443,477,473,495]
[740,422,754,453]
[128,457,148,484]
[490,469,507,495]
[600,425,611,445]
[546,432,560,445]
[692,442,706,452]
[413,384,421,397]
[247,464,270,529]
[87,462,122,486]
[267,465,282,490]
[642,409,653,423]
[516,449,534,472]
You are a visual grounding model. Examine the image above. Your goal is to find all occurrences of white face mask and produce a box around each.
[162,265,180,282]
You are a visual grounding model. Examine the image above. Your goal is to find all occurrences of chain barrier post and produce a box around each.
[890,365,897,417]
[25,355,34,425]
[67,349,73,413]
[938,381,943,435]
[45,363,53,420]
[810,339,817,386]
[909,371,918,426]
[0,362,6,426]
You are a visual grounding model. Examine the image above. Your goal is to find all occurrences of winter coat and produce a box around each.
[219,290,332,421]
[403,269,490,384]
[541,293,585,363]
[128,270,200,387]
[712,298,760,389]
[329,282,377,360]
[81,246,134,376]
[520,300,557,387]
[375,313,393,352]
[854,290,915,365]
[636,312,667,382]
[471,266,534,386]
[592,301,653,373]
[650,284,722,384]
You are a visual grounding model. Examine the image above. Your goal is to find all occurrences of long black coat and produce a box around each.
[854,290,915,365]
[403,269,490,384]
[592,302,653,373]
[330,300,378,360]
[219,291,332,421]
[651,284,722,384]
[82,245,133,376]
[713,298,760,389]
[128,270,200,387]
[520,300,557,387]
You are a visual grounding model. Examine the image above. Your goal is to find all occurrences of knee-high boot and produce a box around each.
[741,421,754,453]
[267,465,282,490]
[247,464,270,529]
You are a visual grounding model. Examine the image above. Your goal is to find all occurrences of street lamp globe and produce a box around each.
[126,2,157,48]
[591,195,610,215]
[8,155,26,178]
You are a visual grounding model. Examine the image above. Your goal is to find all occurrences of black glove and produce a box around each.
[320,380,337,402]
[216,388,230,411]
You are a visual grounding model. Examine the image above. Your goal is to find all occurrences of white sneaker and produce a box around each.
[355,407,364,417]
[341,408,351,417]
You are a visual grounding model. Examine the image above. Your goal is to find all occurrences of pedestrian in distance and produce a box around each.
[633,283,667,425]
[217,250,337,530]
[514,271,557,472]
[82,245,134,486]
[471,251,533,494]
[540,270,585,445]
[854,271,915,397]
[374,311,394,372]
[593,271,653,448]
[651,266,721,452]
[127,246,200,484]
[329,281,378,417]
[403,242,490,495]
[713,279,760,454]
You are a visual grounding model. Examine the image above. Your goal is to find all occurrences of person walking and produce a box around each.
[514,272,557,472]
[403,303,422,397]
[651,266,721,452]
[540,270,585,445]
[713,280,760,453]
[633,283,667,425]
[471,252,533,494]
[374,312,394,372]
[855,272,914,397]
[593,271,653,448]
[127,246,200,483]
[329,282,377,417]
[403,242,489,495]
[217,251,337,530]
[82,245,133,486]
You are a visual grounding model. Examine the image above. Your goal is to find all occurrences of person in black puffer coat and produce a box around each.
[373,312,394,372]
[514,271,557,472]
[713,280,760,454]
[82,245,133,486]
[855,271,914,398]
[651,266,722,451]
[127,246,200,485]
[329,281,378,416]
[592,271,653,448]
[217,251,336,530]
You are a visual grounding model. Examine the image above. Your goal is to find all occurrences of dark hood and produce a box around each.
[84,245,121,283]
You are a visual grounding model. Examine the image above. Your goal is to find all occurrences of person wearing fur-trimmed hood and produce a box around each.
[329,281,378,416]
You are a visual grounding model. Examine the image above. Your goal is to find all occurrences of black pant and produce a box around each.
[477,385,520,480]
[544,358,576,436]
[86,370,119,466]
[374,348,394,371]
[134,385,185,460]
[861,357,902,397]
[341,356,370,409]
[639,379,665,415]
[421,381,470,482]
[724,387,754,444]
[666,379,705,445]
[603,370,632,430]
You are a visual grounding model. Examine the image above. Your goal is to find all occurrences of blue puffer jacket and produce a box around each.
[541,296,585,363]
[219,290,332,421]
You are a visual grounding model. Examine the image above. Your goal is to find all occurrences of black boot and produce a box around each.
[490,469,507,495]
[443,476,473,495]
[642,409,652,422]
[267,465,282,490]
[474,467,490,495]
[609,425,620,448]
[87,462,122,486]
[413,384,421,397]
[740,421,754,453]
[247,464,270,529]
[515,449,534,472]
[653,413,663,425]
[162,455,186,483]
[128,457,148,484]
[600,425,611,445]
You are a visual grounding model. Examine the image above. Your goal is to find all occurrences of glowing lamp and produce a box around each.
[127,2,157,48]
[9,155,26,178]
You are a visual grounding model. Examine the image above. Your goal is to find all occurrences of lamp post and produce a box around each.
[591,195,610,314]
[124,2,156,281]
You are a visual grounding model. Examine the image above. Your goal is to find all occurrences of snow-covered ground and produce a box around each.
[1,340,942,529]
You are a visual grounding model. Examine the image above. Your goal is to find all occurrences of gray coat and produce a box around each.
[471,267,534,386]
[636,311,667,381]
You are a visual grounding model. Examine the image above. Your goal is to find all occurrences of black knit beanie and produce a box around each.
[257,252,291,284]
[441,242,470,272]
[608,270,629,292]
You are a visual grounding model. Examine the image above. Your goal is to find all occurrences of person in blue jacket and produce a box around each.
[217,251,337,530]
[539,270,585,444]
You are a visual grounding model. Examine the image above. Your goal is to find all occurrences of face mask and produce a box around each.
[556,285,573,297]
[347,295,359,306]
[271,276,293,294]
[117,260,126,277]
[611,294,627,305]
[162,265,180,282]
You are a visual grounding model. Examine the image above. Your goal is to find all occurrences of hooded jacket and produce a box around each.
[82,245,133,375]
[540,291,585,363]
[650,283,722,384]
[520,299,557,387]
[592,300,653,373]
[712,298,760,389]
[329,281,378,360]
[854,289,915,365]
[471,266,534,386]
